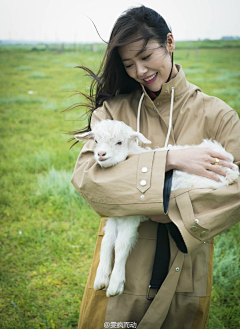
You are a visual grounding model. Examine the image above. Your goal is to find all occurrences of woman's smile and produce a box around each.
[143,72,158,83]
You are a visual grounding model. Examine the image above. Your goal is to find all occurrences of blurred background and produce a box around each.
[1,0,240,328]
[1,0,240,43]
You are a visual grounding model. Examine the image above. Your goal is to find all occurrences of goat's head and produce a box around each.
[75,120,151,168]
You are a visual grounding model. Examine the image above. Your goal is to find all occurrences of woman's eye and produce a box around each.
[142,54,151,60]
[125,64,133,69]
[95,140,98,143]
[116,141,122,145]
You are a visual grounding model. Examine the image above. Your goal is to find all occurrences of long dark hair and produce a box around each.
[67,6,171,147]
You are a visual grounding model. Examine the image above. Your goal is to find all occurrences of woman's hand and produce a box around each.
[150,147,234,224]
[166,147,234,181]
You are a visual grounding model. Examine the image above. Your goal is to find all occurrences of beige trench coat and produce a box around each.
[71,65,240,329]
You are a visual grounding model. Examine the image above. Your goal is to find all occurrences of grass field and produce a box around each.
[0,40,240,329]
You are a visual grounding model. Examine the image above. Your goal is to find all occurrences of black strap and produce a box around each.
[166,222,187,254]
[165,52,174,84]
[163,170,173,214]
[147,167,187,299]
[163,169,187,253]
[147,171,172,299]
[150,223,170,290]
[147,223,170,300]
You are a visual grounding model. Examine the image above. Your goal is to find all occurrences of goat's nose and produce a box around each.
[98,151,106,157]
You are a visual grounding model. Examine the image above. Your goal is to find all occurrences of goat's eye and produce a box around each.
[95,140,98,143]
[116,141,122,145]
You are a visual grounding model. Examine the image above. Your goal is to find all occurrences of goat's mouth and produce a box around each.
[98,157,110,162]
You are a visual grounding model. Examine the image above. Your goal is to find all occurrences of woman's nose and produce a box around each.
[136,63,147,78]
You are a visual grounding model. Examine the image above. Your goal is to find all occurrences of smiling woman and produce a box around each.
[70,5,240,329]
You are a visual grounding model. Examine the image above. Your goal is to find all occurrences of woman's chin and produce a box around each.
[144,81,163,93]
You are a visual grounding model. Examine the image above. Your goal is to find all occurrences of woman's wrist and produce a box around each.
[165,150,177,172]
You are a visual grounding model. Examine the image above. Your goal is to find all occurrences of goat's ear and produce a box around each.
[75,131,95,141]
[130,132,152,144]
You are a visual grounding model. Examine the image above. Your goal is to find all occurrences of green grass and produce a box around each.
[0,41,240,328]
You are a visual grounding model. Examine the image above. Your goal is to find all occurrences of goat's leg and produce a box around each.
[225,164,240,184]
[106,216,144,297]
[94,218,117,290]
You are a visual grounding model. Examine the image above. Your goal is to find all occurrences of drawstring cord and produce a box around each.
[137,52,175,146]
[136,87,175,148]
[164,86,175,148]
[136,92,145,145]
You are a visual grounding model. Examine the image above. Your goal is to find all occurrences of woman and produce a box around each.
[71,6,240,329]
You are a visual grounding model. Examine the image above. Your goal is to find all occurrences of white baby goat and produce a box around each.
[75,120,239,297]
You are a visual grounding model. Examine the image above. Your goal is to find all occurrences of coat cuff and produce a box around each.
[168,178,240,253]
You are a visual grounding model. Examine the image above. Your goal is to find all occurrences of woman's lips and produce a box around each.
[143,72,158,84]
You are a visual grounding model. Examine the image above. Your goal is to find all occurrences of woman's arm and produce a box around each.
[152,109,240,253]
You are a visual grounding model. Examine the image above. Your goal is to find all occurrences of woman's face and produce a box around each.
[118,38,175,92]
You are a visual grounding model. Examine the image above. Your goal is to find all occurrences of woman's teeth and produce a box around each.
[144,73,157,82]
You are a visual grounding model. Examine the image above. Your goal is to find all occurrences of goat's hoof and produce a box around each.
[106,281,125,297]
[226,170,239,185]
[94,283,106,291]
[94,276,110,291]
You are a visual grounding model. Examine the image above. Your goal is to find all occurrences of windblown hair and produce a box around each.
[67,6,171,147]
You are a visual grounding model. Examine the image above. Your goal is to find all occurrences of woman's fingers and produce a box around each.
[210,151,232,164]
[205,170,221,182]
[210,157,234,169]
[166,147,234,181]
[203,150,234,179]
[206,163,226,179]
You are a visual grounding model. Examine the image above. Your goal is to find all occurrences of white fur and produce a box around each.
[75,120,239,297]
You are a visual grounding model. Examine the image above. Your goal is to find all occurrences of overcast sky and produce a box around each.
[1,0,240,42]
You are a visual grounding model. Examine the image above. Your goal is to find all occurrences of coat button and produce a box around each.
[175,267,180,272]
[140,194,145,199]
[191,226,198,232]
[200,231,207,237]
[195,218,199,223]
[164,90,168,94]
[141,167,148,173]
[156,102,159,105]
[140,180,147,186]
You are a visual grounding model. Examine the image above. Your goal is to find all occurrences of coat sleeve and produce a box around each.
[167,109,240,254]
[71,102,169,217]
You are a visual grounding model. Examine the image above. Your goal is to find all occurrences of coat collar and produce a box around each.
[140,64,193,106]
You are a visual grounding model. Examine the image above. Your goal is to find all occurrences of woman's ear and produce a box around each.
[166,33,175,53]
